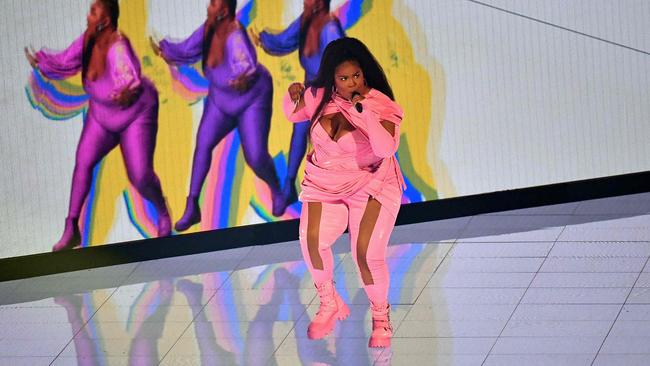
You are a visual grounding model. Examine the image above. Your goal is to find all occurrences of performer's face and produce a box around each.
[334,60,368,100]
[87,1,109,31]
[208,0,228,20]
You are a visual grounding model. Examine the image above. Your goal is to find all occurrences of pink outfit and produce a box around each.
[283,87,404,306]
[308,280,350,339]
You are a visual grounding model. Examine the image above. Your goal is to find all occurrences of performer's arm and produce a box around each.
[159,24,205,65]
[34,35,84,79]
[283,83,310,122]
[349,104,403,158]
[228,31,258,92]
[258,19,300,56]
[319,19,345,59]
[109,41,142,107]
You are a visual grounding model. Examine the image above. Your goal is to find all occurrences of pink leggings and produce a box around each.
[299,191,398,304]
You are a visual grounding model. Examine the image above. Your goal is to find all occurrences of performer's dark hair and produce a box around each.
[309,37,394,123]
[203,0,238,69]
[82,0,120,79]
[225,0,238,16]
[100,0,120,28]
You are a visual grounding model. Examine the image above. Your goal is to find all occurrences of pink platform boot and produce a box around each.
[52,217,81,252]
[368,302,393,348]
[307,280,350,340]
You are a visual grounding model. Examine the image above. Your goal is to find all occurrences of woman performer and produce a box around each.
[151,0,284,231]
[25,0,171,251]
[283,37,404,348]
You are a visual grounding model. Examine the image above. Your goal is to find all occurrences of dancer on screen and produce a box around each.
[250,0,345,215]
[150,0,284,231]
[283,37,404,348]
[24,0,171,251]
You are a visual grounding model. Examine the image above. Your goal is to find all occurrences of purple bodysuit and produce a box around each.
[160,23,279,203]
[36,33,167,221]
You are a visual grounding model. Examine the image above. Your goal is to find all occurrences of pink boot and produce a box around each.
[52,217,81,252]
[307,280,350,340]
[174,196,201,232]
[368,302,393,348]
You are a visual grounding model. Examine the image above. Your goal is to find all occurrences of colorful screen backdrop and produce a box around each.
[1,0,649,259]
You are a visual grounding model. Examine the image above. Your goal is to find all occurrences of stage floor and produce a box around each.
[2,192,650,365]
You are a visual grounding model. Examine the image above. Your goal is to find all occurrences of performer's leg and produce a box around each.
[282,121,310,206]
[177,279,236,364]
[128,280,173,363]
[120,112,171,237]
[53,117,119,251]
[348,194,398,348]
[238,105,284,216]
[299,201,350,339]
[54,295,100,366]
[175,103,236,231]
[349,197,395,300]
[299,202,348,281]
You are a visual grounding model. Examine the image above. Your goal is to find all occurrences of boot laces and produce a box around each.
[371,304,392,331]
[314,282,337,316]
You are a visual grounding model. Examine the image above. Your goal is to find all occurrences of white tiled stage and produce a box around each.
[2,192,650,365]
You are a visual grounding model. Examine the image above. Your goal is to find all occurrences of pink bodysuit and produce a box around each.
[283,87,404,304]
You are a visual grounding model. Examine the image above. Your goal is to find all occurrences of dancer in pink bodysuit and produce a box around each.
[283,37,404,348]
[25,0,171,251]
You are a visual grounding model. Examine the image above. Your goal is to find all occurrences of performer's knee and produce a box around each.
[243,150,271,173]
[304,225,324,270]
[194,138,214,156]
[74,153,97,173]
[356,244,374,285]
[129,170,156,192]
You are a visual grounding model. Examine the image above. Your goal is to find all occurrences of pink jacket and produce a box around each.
[283,87,405,217]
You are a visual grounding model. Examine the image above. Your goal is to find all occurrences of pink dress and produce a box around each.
[283,87,405,219]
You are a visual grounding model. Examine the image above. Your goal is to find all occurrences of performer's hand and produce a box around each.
[149,36,161,55]
[149,36,167,62]
[351,92,365,105]
[230,74,251,93]
[112,87,140,107]
[288,82,305,103]
[24,46,38,68]
[248,26,261,47]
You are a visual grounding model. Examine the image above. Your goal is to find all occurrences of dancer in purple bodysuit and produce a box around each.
[250,0,345,214]
[25,0,171,251]
[151,0,283,231]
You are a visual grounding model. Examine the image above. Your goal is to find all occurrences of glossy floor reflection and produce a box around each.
[2,192,650,365]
